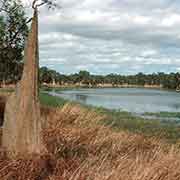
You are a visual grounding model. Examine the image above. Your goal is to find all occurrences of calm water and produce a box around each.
[49,88,180,113]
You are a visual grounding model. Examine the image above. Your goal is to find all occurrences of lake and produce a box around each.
[49,88,180,114]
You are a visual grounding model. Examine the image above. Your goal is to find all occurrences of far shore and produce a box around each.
[42,83,179,93]
[0,83,178,93]
[42,83,163,89]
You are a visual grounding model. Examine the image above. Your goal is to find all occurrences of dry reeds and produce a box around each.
[0,102,179,179]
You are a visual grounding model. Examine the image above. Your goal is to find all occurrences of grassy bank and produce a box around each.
[40,92,180,143]
[39,92,68,107]
[143,112,180,118]
[1,91,180,179]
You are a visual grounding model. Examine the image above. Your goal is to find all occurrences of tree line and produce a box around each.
[39,67,180,90]
[0,0,179,91]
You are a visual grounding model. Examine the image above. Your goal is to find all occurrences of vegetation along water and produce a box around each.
[39,89,180,143]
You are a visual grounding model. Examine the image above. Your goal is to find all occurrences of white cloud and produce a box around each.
[141,49,157,57]
[161,14,180,27]
[21,0,180,74]
[176,67,180,71]
[133,15,151,25]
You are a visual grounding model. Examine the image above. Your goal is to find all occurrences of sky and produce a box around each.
[23,0,180,75]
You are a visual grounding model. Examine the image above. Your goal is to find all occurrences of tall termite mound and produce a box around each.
[2,9,45,157]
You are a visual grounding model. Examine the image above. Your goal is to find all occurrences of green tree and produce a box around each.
[0,0,28,86]
[78,70,91,85]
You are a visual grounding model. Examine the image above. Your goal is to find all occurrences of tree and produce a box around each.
[78,70,91,85]
[40,66,53,83]
[0,0,28,86]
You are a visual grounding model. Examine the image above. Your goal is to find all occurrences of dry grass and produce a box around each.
[0,102,180,179]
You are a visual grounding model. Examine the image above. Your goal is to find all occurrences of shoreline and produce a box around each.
[39,92,180,143]
[0,83,178,92]
[1,89,180,142]
[47,91,180,120]
[41,85,179,94]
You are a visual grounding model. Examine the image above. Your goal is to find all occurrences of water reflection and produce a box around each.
[75,94,87,104]
[49,88,180,114]
[172,103,180,110]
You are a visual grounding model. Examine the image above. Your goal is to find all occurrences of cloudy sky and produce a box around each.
[24,0,180,75]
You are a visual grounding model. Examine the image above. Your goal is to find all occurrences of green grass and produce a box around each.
[100,109,180,143]
[39,92,68,107]
[143,112,180,118]
[39,92,180,143]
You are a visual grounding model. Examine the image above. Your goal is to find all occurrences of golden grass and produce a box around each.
[0,102,180,179]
